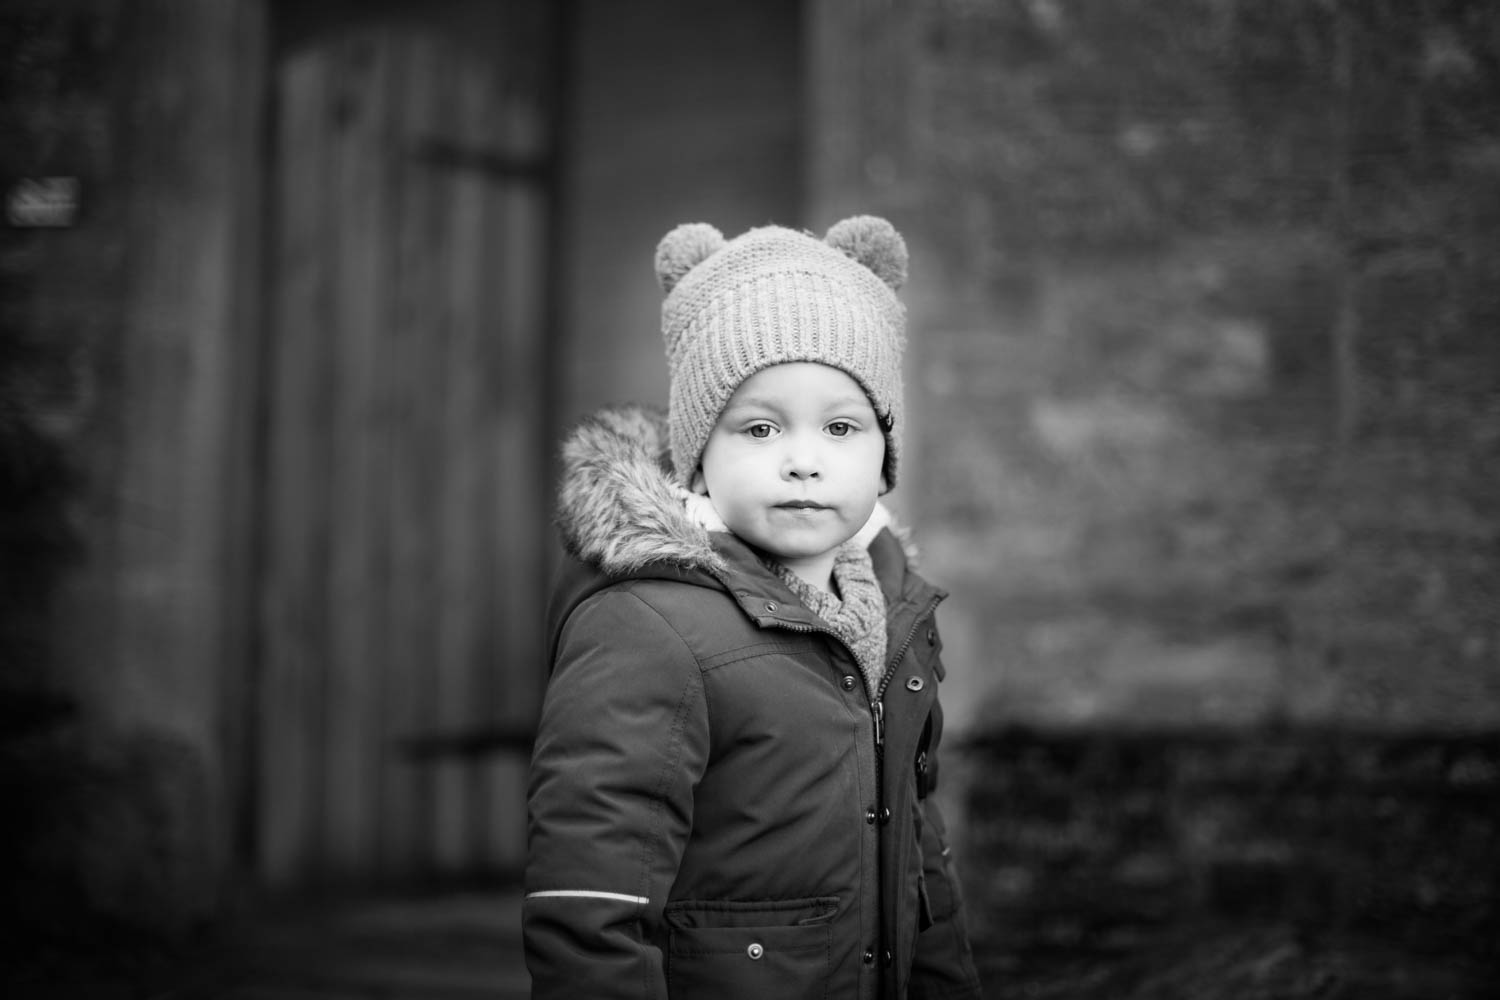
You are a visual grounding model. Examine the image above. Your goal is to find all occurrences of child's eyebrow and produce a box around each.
[720,398,779,415]
[823,395,875,411]
[813,395,878,415]
[721,395,789,413]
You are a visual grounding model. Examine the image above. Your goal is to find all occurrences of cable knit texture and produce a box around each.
[655,217,909,489]
[772,543,889,697]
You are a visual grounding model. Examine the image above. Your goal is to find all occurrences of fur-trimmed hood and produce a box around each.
[556,405,725,576]
[555,405,912,579]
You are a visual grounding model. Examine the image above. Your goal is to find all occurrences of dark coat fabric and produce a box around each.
[524,406,984,1000]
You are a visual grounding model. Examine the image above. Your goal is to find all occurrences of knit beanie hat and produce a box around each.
[655,216,909,489]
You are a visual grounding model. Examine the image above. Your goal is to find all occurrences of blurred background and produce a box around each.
[2,0,1496,996]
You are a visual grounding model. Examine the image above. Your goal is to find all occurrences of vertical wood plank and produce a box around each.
[441,53,499,872]
[479,85,551,873]
[382,33,442,879]
[259,49,333,887]
[319,31,392,880]
[366,33,411,886]
[423,37,469,875]
[469,74,512,875]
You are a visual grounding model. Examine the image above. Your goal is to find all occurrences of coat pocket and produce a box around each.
[664,897,837,1000]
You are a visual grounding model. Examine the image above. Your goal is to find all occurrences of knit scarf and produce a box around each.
[677,487,892,694]
[772,542,888,697]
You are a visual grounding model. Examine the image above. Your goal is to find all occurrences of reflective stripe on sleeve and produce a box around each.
[525,889,650,905]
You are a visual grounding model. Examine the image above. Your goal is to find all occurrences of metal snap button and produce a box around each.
[906,676,924,691]
[841,675,857,691]
[926,628,937,645]
[865,807,877,824]
[765,601,777,613]
[747,942,764,960]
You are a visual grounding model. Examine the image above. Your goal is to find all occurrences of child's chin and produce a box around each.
[769,535,853,563]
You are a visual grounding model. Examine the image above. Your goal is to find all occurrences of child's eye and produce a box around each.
[746,422,776,439]
[826,420,855,437]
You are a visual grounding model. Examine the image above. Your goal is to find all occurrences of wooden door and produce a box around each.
[257,3,555,887]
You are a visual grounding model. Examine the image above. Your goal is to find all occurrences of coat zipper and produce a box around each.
[872,593,944,751]
[760,591,943,979]
[869,592,943,974]
[759,593,943,749]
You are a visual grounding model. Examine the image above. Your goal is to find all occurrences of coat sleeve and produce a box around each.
[523,587,709,999]
[910,778,986,998]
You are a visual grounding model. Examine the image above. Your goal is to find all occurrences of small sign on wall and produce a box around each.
[6,177,81,228]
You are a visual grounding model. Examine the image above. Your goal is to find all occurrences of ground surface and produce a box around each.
[6,891,530,999]
[5,726,1496,999]
[960,726,1499,999]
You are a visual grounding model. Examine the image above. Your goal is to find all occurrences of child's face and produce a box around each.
[694,362,886,589]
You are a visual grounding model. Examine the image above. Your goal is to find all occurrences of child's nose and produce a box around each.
[782,440,822,480]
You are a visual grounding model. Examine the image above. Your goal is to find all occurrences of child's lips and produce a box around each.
[775,500,831,511]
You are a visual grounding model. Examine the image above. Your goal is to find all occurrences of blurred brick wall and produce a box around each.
[963,727,1499,996]
[813,0,1500,733]
[3,0,258,945]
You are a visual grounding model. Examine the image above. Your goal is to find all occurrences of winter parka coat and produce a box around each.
[524,406,984,1000]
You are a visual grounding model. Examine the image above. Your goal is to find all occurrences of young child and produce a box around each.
[524,217,984,999]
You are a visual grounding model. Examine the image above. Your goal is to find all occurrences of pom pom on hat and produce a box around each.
[826,215,908,291]
[655,223,725,293]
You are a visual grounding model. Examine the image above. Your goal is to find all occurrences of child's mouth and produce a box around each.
[776,501,829,510]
